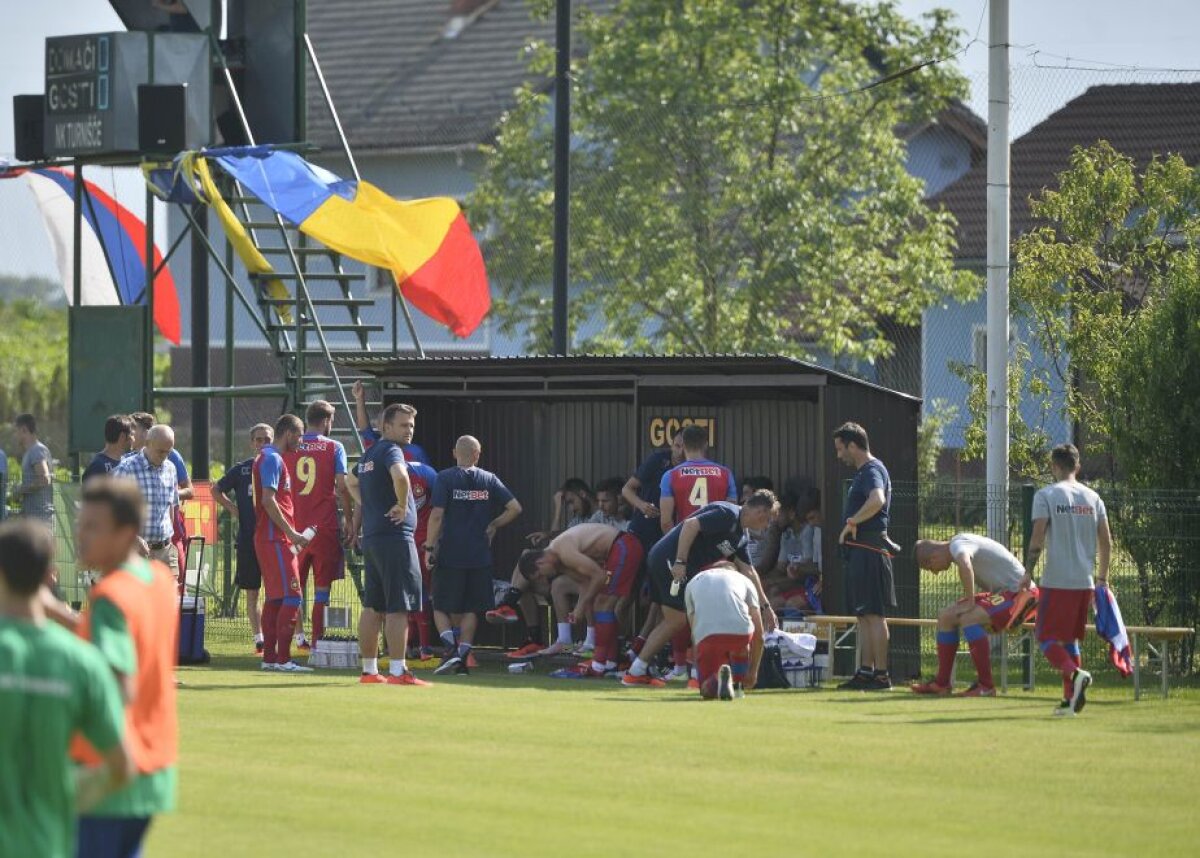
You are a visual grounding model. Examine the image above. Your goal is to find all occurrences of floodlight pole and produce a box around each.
[985,0,1011,541]
[551,0,571,355]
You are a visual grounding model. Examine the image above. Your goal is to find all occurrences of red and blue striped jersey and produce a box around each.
[253,445,295,543]
[660,459,738,523]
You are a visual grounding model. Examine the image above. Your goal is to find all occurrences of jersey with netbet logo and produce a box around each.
[409,461,438,546]
[252,445,296,544]
[282,433,347,532]
[660,460,738,523]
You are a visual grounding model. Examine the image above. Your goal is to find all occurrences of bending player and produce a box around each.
[518,522,644,677]
[622,492,778,687]
[685,561,764,700]
[283,401,351,649]
[912,534,1039,696]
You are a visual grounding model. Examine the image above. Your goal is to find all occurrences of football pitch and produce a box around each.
[146,657,1200,857]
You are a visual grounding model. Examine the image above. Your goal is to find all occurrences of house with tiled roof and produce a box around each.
[923,82,1200,454]
[301,0,988,361]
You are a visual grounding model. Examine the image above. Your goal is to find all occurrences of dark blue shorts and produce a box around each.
[77,815,152,858]
[361,537,422,614]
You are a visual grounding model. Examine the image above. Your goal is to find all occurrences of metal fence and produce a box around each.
[40,477,1199,678]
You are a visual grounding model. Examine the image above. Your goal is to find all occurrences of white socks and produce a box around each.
[629,657,649,677]
[584,627,596,648]
[390,659,407,677]
[362,657,378,675]
[556,623,573,645]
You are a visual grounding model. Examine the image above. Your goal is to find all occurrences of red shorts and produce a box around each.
[974,585,1040,632]
[297,527,345,589]
[255,539,302,602]
[695,632,753,689]
[603,532,644,599]
[1035,587,1091,643]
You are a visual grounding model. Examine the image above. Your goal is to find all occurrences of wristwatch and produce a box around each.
[673,559,686,565]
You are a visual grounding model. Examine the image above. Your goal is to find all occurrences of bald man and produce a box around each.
[425,436,522,675]
[113,425,182,572]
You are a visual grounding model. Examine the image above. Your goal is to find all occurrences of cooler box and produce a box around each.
[178,596,207,664]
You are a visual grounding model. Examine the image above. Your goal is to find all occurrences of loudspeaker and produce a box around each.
[138,84,187,153]
[13,95,44,162]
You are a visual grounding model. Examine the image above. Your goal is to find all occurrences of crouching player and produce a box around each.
[519,523,644,677]
[912,533,1039,696]
[685,562,764,700]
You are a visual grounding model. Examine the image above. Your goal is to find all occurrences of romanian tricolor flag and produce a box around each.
[2,165,182,343]
[209,147,490,337]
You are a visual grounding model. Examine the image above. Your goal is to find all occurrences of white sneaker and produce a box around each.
[260,661,278,672]
[1052,701,1074,718]
[662,665,689,682]
[717,664,734,700]
[538,641,570,657]
[276,661,314,673]
[1069,669,1092,714]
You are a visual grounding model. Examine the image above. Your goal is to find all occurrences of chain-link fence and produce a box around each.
[37,475,1199,681]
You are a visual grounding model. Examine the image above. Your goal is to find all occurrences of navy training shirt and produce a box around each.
[628,449,673,544]
[431,466,515,569]
[82,452,123,483]
[215,458,257,546]
[651,501,749,574]
[358,439,417,541]
[843,458,891,533]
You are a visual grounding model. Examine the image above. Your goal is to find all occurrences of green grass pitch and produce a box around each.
[147,657,1200,857]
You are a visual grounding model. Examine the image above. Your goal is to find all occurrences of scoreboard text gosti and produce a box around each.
[647,416,714,448]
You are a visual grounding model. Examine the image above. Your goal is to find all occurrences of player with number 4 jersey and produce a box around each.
[659,425,737,533]
[282,401,352,644]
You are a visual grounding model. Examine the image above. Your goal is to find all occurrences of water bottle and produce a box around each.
[292,526,317,555]
[669,560,682,597]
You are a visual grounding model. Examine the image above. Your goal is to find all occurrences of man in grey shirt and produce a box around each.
[913,533,1037,697]
[11,413,54,523]
[1026,443,1112,717]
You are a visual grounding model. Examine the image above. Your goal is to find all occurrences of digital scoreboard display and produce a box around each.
[45,34,112,154]
[42,31,210,158]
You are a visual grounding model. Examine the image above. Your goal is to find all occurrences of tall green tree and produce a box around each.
[0,298,68,459]
[471,0,980,357]
[962,141,1200,482]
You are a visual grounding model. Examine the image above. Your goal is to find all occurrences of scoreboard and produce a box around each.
[43,31,210,158]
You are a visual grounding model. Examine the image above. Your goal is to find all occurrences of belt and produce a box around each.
[147,539,172,550]
[844,531,903,557]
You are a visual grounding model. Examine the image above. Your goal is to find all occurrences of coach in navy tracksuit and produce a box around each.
[425,435,522,675]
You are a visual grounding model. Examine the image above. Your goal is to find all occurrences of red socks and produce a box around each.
[934,630,958,686]
[277,604,299,664]
[1042,641,1078,694]
[415,608,432,650]
[967,636,993,688]
[310,603,325,643]
[594,611,618,666]
[261,601,280,664]
[671,625,692,668]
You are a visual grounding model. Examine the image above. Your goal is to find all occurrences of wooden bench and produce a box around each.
[801,614,1194,699]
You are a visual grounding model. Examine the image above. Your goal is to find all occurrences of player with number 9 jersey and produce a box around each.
[282,434,348,572]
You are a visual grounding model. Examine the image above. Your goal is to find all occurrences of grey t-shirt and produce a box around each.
[20,441,54,519]
[780,523,821,569]
[1032,480,1107,590]
[948,533,1024,592]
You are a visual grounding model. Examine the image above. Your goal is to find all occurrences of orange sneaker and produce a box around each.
[359,673,388,684]
[686,678,700,690]
[466,652,479,669]
[505,642,542,659]
[621,672,666,688]
[958,682,996,697]
[387,672,432,687]
[486,605,521,624]
[910,679,952,696]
